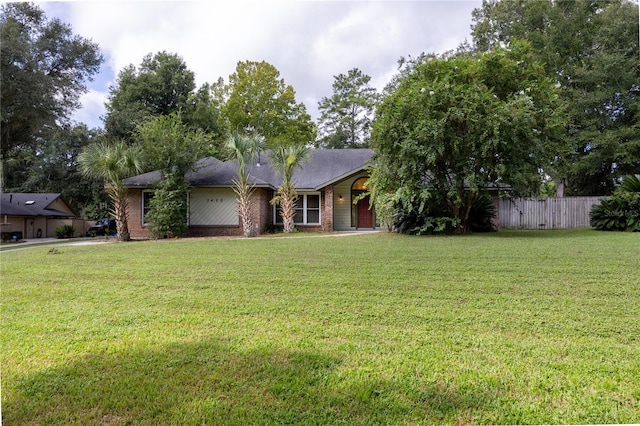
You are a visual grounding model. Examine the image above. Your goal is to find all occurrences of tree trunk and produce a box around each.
[238,191,256,237]
[108,185,131,242]
[280,193,296,233]
[455,194,477,235]
[114,199,130,241]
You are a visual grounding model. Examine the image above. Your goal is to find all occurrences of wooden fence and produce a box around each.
[497,197,602,230]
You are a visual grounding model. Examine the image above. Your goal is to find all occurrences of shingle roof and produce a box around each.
[0,193,78,217]
[290,149,375,190]
[123,149,375,190]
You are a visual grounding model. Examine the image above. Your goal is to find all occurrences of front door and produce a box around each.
[357,195,373,228]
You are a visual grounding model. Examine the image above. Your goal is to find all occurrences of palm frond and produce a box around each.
[619,174,640,193]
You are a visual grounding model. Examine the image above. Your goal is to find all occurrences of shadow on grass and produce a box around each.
[5,338,499,424]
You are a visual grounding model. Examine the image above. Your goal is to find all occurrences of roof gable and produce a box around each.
[290,149,374,190]
[0,193,78,217]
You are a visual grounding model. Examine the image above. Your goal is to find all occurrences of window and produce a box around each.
[142,190,154,225]
[274,193,321,225]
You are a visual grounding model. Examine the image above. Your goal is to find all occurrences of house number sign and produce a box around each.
[206,198,226,203]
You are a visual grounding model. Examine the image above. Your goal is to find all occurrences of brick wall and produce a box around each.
[187,225,242,237]
[252,188,273,235]
[126,187,276,239]
[125,189,152,239]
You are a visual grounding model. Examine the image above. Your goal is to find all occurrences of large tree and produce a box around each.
[370,42,566,234]
[79,140,144,241]
[316,68,379,148]
[181,77,228,142]
[1,2,103,190]
[224,61,316,148]
[104,51,196,141]
[134,113,214,238]
[470,0,640,195]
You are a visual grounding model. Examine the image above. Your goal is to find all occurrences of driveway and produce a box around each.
[0,237,112,252]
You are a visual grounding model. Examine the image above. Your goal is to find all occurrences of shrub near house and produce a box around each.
[55,225,75,238]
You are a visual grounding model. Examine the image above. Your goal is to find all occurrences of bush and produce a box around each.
[468,195,497,233]
[146,178,189,239]
[590,175,640,232]
[393,208,459,235]
[55,225,75,239]
[392,195,454,235]
[392,194,496,235]
[590,192,640,232]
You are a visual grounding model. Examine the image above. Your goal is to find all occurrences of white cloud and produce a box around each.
[43,0,482,127]
[72,88,107,130]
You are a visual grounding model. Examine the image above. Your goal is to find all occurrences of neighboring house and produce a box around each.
[0,193,83,239]
[123,149,376,239]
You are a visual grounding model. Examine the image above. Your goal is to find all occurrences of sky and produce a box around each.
[42,1,483,130]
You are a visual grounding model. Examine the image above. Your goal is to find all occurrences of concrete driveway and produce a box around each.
[0,237,112,252]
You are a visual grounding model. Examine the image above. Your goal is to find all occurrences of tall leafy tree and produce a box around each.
[0,2,103,190]
[270,145,310,233]
[134,113,213,238]
[182,77,228,142]
[14,124,106,212]
[135,112,213,176]
[470,0,640,195]
[79,141,144,241]
[224,61,316,148]
[316,68,379,148]
[370,42,566,234]
[104,51,197,141]
[225,132,264,237]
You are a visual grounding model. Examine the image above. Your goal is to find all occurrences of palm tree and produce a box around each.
[270,145,310,233]
[79,140,144,241]
[226,132,264,237]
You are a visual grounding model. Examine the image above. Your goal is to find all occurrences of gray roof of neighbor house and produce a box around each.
[123,149,375,191]
[0,193,78,217]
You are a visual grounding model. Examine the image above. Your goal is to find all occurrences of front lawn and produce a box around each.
[2,230,639,424]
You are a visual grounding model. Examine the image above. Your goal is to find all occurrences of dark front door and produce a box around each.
[357,195,373,228]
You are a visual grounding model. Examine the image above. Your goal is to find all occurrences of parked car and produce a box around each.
[86,218,117,237]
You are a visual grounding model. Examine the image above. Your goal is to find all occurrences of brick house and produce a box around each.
[123,149,376,239]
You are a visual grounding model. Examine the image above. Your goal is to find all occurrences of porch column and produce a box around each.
[322,185,334,232]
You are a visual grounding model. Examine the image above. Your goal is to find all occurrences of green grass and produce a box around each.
[2,230,639,424]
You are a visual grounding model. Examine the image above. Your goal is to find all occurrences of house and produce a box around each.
[123,149,377,239]
[0,193,83,239]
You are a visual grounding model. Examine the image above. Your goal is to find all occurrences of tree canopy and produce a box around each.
[134,112,213,177]
[224,61,317,148]
[470,0,640,195]
[1,2,103,190]
[316,68,379,148]
[370,42,566,234]
[104,51,197,141]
